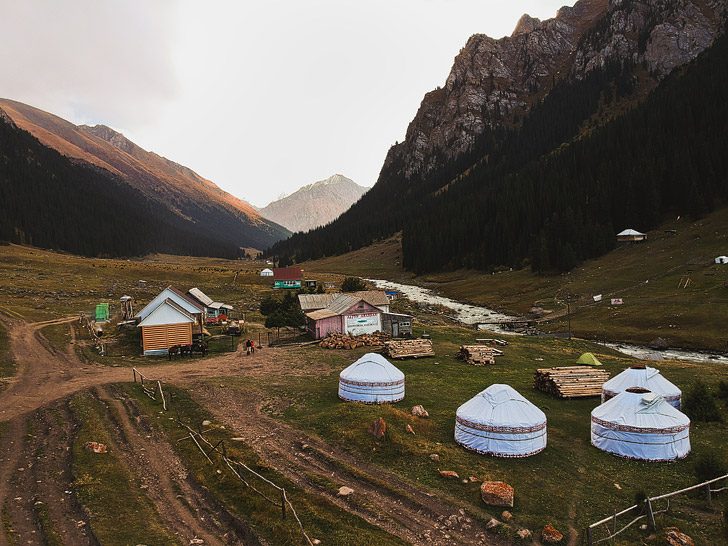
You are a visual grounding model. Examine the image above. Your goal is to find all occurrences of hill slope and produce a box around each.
[258,174,368,233]
[0,99,290,251]
[268,0,727,272]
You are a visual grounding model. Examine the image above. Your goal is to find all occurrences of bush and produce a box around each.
[717,380,728,401]
[694,451,728,483]
[682,381,723,422]
[341,277,367,292]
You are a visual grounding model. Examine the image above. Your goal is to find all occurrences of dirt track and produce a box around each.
[0,315,508,546]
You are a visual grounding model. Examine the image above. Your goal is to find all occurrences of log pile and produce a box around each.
[385,339,435,359]
[533,366,610,398]
[457,345,500,365]
[319,332,390,350]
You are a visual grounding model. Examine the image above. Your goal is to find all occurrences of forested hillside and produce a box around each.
[0,113,243,258]
[268,26,728,273]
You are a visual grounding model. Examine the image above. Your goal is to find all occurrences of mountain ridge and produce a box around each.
[258,174,368,233]
[0,99,290,251]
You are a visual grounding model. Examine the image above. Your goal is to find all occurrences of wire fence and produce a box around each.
[131,368,314,545]
[582,473,728,545]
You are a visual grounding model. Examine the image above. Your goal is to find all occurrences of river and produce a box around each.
[368,279,728,364]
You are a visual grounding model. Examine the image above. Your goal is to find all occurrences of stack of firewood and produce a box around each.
[384,339,435,359]
[319,332,390,350]
[457,345,500,365]
[533,366,610,398]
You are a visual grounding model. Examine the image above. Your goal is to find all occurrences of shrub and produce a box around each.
[341,277,367,292]
[682,381,723,422]
[716,380,728,401]
[694,451,728,483]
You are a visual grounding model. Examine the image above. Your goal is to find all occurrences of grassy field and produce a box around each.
[217,323,728,544]
[69,391,180,546]
[125,383,408,546]
[305,209,728,352]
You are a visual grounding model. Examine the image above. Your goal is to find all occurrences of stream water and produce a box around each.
[368,278,728,364]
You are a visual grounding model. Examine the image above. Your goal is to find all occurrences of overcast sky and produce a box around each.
[1,1,575,207]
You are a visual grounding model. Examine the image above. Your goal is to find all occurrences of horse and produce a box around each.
[192,340,208,356]
[168,345,180,360]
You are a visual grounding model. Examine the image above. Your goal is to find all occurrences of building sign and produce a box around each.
[611,298,623,305]
[345,313,381,336]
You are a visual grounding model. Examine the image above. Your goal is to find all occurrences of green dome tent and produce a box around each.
[576,352,602,366]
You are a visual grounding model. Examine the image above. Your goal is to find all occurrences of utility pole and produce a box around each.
[567,295,572,341]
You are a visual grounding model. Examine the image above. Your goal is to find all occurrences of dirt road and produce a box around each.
[0,315,508,546]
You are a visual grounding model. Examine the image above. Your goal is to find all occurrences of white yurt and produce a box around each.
[591,388,690,461]
[338,353,405,404]
[260,268,274,277]
[454,384,547,458]
[602,365,681,408]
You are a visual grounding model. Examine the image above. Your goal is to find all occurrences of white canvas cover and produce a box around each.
[716,256,728,264]
[602,366,681,408]
[454,384,547,458]
[591,390,690,461]
[261,268,274,276]
[338,353,405,404]
[617,228,646,236]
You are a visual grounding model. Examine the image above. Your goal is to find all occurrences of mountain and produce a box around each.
[258,174,368,233]
[268,0,728,272]
[0,99,290,252]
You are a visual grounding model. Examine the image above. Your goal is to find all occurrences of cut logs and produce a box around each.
[319,332,390,350]
[457,345,501,365]
[534,366,610,398]
[384,339,435,359]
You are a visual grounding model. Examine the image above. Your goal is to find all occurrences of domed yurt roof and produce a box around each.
[455,384,547,458]
[602,365,681,408]
[591,388,690,461]
[338,353,405,404]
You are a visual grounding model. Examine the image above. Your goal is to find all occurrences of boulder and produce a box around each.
[480,481,514,507]
[83,441,107,454]
[337,486,354,496]
[648,337,668,350]
[501,510,512,522]
[485,518,501,530]
[439,470,460,479]
[429,453,440,462]
[541,524,563,543]
[411,404,430,418]
[517,529,532,540]
[368,417,386,440]
[665,527,694,546]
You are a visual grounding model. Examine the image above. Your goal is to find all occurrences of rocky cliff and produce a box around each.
[387,0,727,178]
[259,174,368,233]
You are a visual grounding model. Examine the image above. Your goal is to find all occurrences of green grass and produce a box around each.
[68,391,180,546]
[237,323,728,545]
[0,323,15,390]
[32,502,63,546]
[40,323,70,353]
[124,382,408,546]
[1,503,17,546]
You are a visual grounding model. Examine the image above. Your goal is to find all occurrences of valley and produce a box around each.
[0,244,726,545]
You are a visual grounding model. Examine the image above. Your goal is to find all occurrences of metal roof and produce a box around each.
[187,287,214,307]
[327,294,366,315]
[298,293,338,311]
[273,267,303,281]
[352,290,389,307]
[306,309,338,320]
[617,229,645,236]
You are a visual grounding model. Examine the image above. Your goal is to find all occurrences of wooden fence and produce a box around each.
[131,368,313,545]
[582,473,728,545]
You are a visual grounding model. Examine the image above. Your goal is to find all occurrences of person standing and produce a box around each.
[245,339,252,355]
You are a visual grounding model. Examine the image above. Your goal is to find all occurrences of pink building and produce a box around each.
[306,294,383,339]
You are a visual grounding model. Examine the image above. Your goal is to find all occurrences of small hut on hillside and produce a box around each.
[454,384,547,458]
[601,365,681,408]
[338,353,405,404]
[591,388,690,461]
[616,229,647,243]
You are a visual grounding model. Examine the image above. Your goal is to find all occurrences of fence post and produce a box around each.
[281,489,287,520]
[706,483,712,507]
[133,368,137,383]
[613,510,617,535]
[586,526,592,546]
[646,498,656,530]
